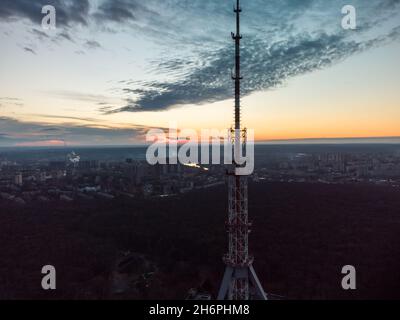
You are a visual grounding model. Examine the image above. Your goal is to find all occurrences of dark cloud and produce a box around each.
[33,115,107,123]
[58,31,74,42]
[31,28,49,40]
[85,40,102,49]
[28,26,74,46]
[39,127,62,132]
[23,47,36,54]
[108,27,400,113]
[0,97,24,107]
[101,0,400,113]
[94,0,161,24]
[0,97,21,101]
[46,90,112,103]
[0,117,156,146]
[94,0,138,23]
[0,0,90,26]
[382,0,400,8]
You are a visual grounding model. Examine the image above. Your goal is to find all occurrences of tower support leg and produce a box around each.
[218,265,267,300]
[217,266,233,300]
[249,265,268,300]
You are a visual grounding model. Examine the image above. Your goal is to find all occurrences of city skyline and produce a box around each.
[1,0,400,146]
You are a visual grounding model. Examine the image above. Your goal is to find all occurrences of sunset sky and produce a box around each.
[0,0,400,146]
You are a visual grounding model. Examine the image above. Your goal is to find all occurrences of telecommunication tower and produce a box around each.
[218,0,267,300]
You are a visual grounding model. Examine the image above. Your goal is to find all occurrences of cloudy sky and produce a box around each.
[0,0,399,146]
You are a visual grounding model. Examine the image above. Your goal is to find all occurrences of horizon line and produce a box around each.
[1,136,400,149]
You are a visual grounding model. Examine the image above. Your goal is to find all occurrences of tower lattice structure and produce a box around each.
[218,0,267,301]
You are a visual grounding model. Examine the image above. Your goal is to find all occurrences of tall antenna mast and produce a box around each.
[234,0,242,131]
[218,0,267,300]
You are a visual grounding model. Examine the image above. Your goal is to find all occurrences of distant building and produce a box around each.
[79,160,100,170]
[60,194,73,202]
[14,173,23,186]
[49,161,66,170]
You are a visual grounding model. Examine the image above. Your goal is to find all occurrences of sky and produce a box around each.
[0,0,399,147]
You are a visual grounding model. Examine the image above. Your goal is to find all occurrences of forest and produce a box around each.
[1,181,400,300]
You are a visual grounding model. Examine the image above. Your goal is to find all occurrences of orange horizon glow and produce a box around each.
[15,140,67,147]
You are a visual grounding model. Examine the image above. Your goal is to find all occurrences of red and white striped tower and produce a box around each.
[218,0,267,301]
